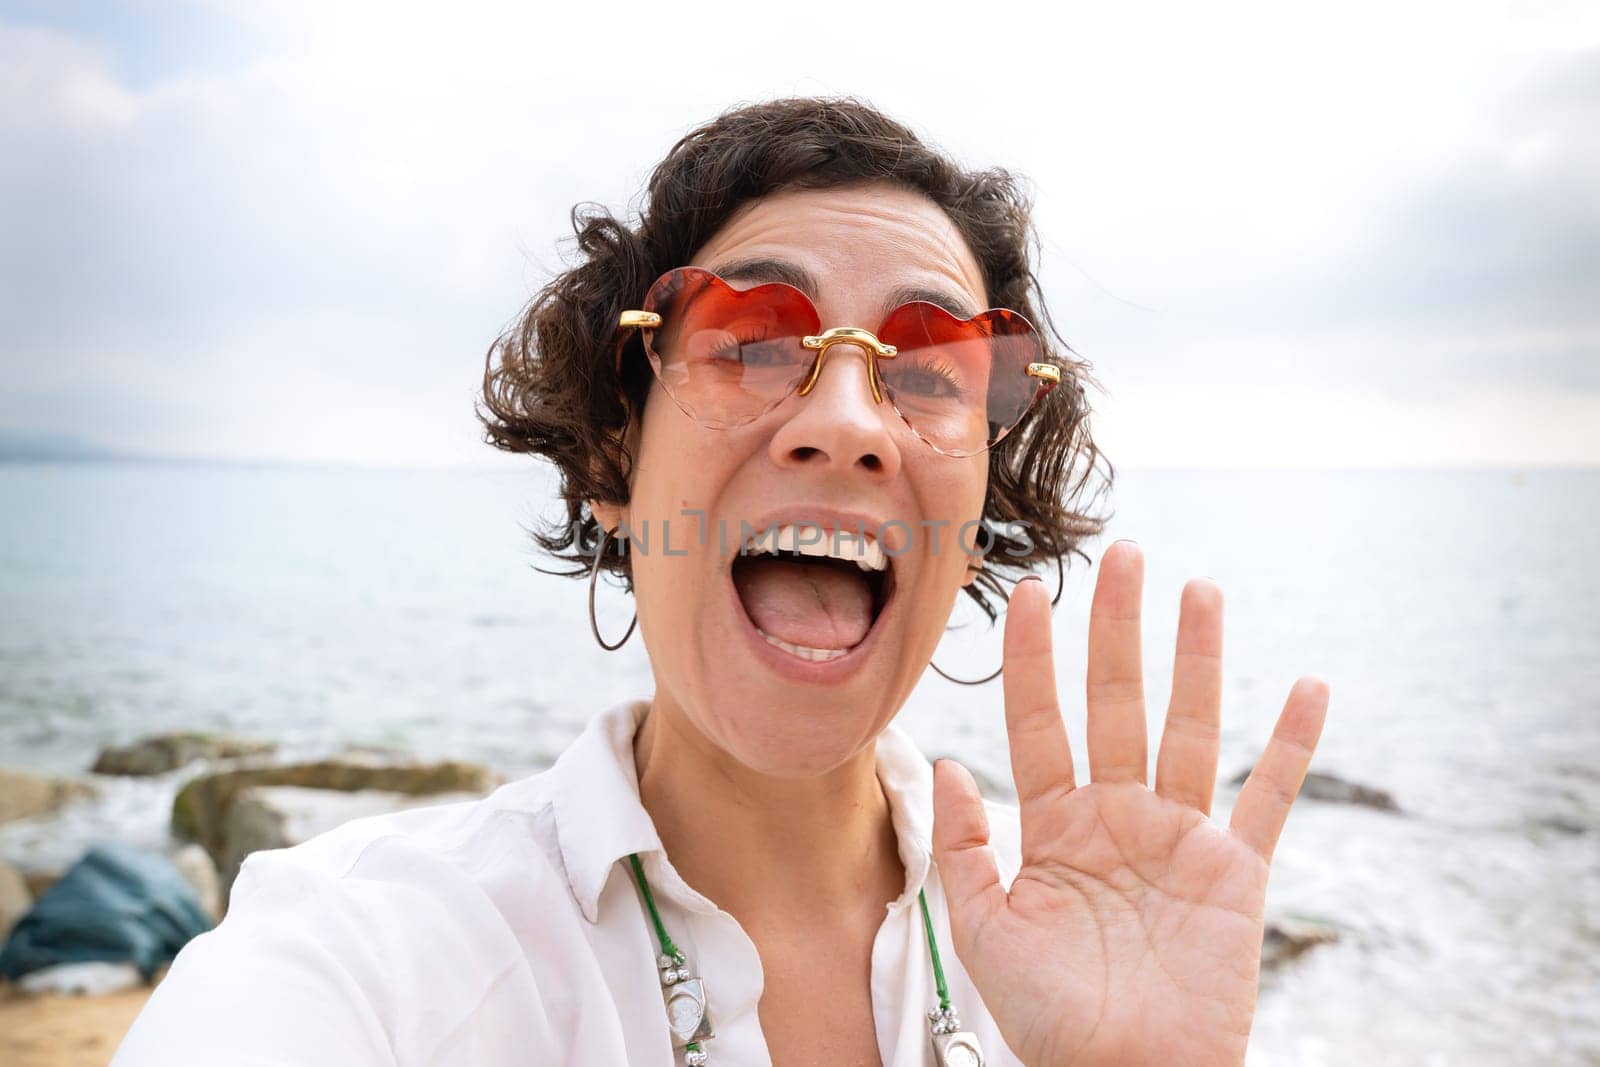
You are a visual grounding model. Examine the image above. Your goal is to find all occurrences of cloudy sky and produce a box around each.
[1,0,1595,468]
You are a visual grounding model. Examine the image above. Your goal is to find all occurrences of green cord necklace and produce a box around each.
[627,853,985,1066]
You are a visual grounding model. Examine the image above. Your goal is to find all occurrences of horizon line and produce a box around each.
[2,452,1597,475]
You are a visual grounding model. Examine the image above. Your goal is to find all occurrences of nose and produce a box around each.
[767,340,903,478]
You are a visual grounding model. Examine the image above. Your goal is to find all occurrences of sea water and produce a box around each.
[1,461,1595,1063]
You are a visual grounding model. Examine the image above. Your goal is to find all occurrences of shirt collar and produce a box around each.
[547,699,936,923]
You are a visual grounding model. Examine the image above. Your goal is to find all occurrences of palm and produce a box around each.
[956,784,1270,1066]
[933,541,1330,1067]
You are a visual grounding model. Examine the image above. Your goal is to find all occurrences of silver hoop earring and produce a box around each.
[588,528,638,652]
[929,555,1065,686]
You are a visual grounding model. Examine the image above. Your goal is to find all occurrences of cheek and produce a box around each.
[620,407,697,638]
[911,455,988,601]
[626,389,710,521]
[622,400,748,625]
[963,456,989,516]
[945,459,990,585]
[929,455,989,546]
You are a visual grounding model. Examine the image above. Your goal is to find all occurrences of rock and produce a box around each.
[0,769,95,825]
[0,862,30,945]
[1228,767,1401,813]
[91,733,276,777]
[219,785,482,894]
[1261,916,1341,971]
[172,757,500,862]
[168,845,222,922]
[338,742,414,761]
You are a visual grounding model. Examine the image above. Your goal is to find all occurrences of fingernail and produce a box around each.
[1111,537,1139,547]
[1018,574,1044,585]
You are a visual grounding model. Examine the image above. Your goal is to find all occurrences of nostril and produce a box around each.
[785,445,884,472]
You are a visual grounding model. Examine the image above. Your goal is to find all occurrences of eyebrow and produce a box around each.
[883,284,978,322]
[708,256,980,322]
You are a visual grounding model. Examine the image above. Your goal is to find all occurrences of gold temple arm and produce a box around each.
[1027,362,1061,383]
[619,310,661,329]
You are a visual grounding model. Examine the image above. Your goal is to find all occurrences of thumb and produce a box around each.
[932,758,1006,945]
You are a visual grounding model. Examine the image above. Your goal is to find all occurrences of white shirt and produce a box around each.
[113,699,1026,1066]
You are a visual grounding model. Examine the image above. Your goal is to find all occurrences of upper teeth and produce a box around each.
[743,523,888,572]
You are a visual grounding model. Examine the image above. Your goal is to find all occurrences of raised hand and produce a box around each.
[931,540,1330,1067]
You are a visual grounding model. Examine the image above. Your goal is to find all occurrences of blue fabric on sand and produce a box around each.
[0,843,213,980]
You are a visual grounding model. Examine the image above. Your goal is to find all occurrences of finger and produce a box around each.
[1154,578,1225,813]
[931,758,1006,941]
[1001,575,1077,861]
[1230,676,1331,862]
[1086,540,1148,784]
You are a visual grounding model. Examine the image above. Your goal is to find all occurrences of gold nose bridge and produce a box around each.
[797,327,898,404]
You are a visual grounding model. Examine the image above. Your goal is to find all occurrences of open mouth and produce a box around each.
[730,524,894,663]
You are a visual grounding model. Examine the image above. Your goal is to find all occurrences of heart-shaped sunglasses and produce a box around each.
[616,267,1061,457]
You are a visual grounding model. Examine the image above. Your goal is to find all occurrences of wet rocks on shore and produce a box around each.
[170,756,501,877]
[1260,915,1343,973]
[1229,766,1402,813]
[91,733,277,777]
[3,737,502,961]
[0,769,95,827]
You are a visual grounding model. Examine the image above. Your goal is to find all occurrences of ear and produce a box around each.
[588,402,643,535]
[959,557,984,587]
[589,497,625,534]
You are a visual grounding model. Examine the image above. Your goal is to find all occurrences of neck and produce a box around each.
[632,698,905,930]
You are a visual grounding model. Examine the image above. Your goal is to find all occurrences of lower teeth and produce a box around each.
[756,630,849,662]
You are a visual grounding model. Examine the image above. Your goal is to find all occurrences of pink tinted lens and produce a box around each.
[875,302,1046,455]
[642,268,821,428]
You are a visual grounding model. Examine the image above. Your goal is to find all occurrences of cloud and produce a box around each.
[1269,47,1600,385]
[1026,38,1600,437]
[0,2,1596,466]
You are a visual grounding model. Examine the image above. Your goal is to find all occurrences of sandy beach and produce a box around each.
[0,985,150,1067]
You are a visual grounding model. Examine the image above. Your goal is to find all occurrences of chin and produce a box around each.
[698,664,904,780]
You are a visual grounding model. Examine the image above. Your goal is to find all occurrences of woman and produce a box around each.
[115,98,1329,1066]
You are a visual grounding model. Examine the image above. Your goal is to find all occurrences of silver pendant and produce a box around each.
[933,1031,985,1067]
[659,953,716,1048]
[929,1006,984,1067]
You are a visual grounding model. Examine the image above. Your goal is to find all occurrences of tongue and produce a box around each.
[733,557,874,651]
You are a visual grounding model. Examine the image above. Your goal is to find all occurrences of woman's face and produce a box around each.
[596,182,990,777]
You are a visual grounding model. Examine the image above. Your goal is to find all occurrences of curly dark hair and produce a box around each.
[479,96,1112,620]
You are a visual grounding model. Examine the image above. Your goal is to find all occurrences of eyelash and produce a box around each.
[887,358,964,397]
[706,328,771,362]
